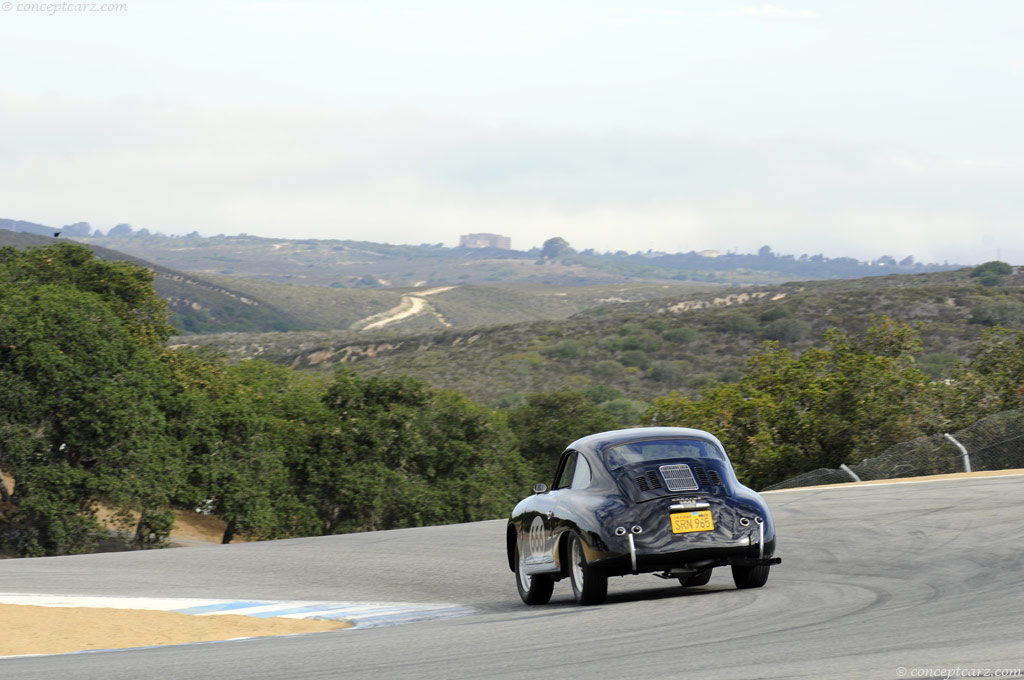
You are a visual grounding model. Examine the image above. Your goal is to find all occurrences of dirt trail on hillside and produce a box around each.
[353,285,456,331]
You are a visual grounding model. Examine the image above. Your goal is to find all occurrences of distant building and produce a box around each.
[698,249,723,258]
[459,233,511,250]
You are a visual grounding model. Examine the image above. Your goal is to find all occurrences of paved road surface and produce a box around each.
[1,476,1022,679]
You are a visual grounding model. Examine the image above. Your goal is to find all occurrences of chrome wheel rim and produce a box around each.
[571,538,585,591]
[517,553,532,590]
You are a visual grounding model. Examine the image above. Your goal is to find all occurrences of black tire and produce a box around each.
[567,533,608,605]
[515,545,554,605]
[678,568,712,588]
[732,563,770,589]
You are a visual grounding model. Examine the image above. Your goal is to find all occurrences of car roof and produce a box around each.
[566,427,727,454]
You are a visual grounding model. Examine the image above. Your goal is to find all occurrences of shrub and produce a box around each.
[977,272,1004,287]
[969,262,1012,287]
[601,399,646,426]
[970,261,1012,278]
[718,367,743,383]
[542,340,586,359]
[688,374,714,389]
[598,335,625,351]
[722,313,758,334]
[970,299,1024,327]
[584,385,623,404]
[644,318,669,332]
[620,333,662,352]
[664,327,697,344]
[765,317,811,342]
[918,353,960,379]
[760,306,792,322]
[620,350,651,370]
[493,391,525,409]
[650,361,686,384]
[593,360,625,379]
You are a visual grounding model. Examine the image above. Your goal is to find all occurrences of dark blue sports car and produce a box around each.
[506,427,780,605]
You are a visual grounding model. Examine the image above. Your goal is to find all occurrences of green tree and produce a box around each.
[0,243,174,347]
[969,261,1013,287]
[541,237,571,259]
[507,389,618,482]
[162,354,322,544]
[306,367,529,533]
[943,328,1024,422]
[0,279,178,555]
[642,318,941,488]
[969,261,1012,285]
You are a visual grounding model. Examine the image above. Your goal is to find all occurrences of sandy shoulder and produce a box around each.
[0,605,350,657]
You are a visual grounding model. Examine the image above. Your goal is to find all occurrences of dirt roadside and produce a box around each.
[0,497,351,658]
[0,606,350,657]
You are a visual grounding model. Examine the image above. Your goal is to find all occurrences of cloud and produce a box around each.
[719,5,818,19]
[0,91,1019,264]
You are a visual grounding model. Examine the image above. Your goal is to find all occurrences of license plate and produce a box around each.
[670,510,714,534]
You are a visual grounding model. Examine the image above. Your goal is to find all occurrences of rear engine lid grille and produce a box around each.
[659,464,699,492]
[647,470,663,490]
[693,467,710,486]
[693,466,724,486]
[635,470,664,492]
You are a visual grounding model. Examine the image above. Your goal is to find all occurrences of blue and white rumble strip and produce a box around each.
[0,593,474,629]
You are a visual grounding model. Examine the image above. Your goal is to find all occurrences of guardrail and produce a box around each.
[762,408,1024,491]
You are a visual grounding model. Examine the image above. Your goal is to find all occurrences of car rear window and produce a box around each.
[604,438,725,470]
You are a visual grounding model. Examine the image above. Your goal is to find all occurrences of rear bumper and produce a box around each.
[593,539,778,576]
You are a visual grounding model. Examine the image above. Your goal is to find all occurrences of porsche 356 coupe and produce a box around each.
[506,427,780,605]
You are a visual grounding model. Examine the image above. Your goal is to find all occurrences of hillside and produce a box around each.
[0,230,307,334]
[70,231,958,288]
[196,274,720,331]
[171,266,1024,412]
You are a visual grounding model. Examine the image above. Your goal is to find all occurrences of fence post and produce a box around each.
[839,464,861,482]
[943,433,972,473]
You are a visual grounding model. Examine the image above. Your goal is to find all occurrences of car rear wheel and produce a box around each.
[568,534,608,605]
[732,563,770,589]
[678,568,712,588]
[515,545,554,605]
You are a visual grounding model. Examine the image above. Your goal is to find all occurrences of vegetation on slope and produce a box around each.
[0,230,307,335]
[174,266,1024,413]
[3,244,1022,559]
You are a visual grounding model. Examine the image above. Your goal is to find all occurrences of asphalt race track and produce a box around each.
[1,475,1022,679]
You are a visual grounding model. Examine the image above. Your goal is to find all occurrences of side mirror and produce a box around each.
[532,482,548,494]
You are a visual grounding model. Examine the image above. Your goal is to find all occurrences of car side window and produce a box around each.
[570,454,591,489]
[554,452,577,490]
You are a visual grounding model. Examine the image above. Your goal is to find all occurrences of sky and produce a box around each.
[1,0,1022,264]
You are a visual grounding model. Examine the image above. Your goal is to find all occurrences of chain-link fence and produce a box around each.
[763,408,1024,491]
